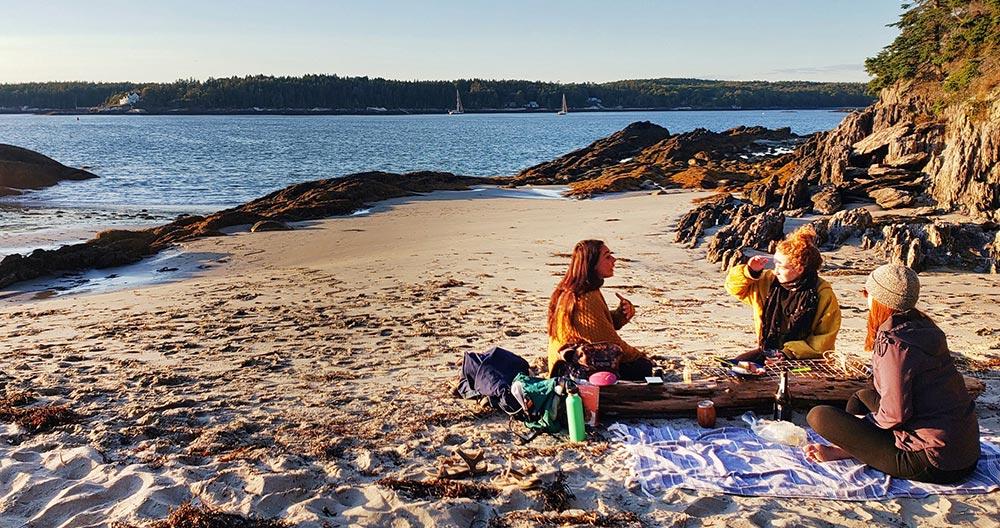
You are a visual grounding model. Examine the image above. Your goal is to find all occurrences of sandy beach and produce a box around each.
[2,187,1000,527]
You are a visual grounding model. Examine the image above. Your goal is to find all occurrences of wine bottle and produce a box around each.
[773,371,792,421]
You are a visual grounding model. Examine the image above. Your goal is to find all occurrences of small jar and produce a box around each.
[682,361,693,384]
[697,400,716,428]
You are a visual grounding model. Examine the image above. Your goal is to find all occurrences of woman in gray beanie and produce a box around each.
[804,264,980,483]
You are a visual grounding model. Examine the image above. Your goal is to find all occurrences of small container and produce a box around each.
[682,361,693,384]
[697,400,716,428]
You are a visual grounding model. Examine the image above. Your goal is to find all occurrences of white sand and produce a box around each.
[1,187,999,527]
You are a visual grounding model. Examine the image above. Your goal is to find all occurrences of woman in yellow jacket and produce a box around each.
[725,225,841,363]
[547,239,652,380]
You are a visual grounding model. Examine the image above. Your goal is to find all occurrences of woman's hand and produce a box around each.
[747,255,770,273]
[615,292,635,323]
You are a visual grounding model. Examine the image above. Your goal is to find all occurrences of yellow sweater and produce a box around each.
[724,264,841,359]
[547,289,645,374]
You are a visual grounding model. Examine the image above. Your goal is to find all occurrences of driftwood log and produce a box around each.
[598,375,985,419]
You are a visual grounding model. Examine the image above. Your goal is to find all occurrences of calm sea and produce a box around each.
[0,110,848,254]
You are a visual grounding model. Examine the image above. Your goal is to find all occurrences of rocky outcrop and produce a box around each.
[706,205,785,270]
[860,220,999,273]
[0,171,486,288]
[692,72,1000,273]
[514,123,805,198]
[0,144,97,195]
[674,193,736,248]
[775,82,999,221]
[510,121,672,186]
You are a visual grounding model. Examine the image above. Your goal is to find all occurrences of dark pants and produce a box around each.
[618,357,653,381]
[807,389,976,484]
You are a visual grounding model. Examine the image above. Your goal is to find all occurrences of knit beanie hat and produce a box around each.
[865,264,920,311]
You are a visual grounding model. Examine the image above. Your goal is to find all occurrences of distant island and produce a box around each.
[0,76,874,115]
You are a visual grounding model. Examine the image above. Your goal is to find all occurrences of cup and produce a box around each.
[577,383,600,427]
[697,400,716,428]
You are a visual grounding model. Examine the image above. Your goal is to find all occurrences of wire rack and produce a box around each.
[663,350,871,383]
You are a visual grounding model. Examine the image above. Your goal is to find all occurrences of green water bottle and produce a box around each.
[566,386,586,442]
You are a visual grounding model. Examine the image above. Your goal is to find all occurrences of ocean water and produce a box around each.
[0,109,849,253]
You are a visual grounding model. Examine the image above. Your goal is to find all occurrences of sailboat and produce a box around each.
[449,89,464,115]
[557,94,568,115]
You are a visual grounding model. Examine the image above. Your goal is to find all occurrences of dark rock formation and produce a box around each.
[0,171,486,289]
[512,122,805,198]
[704,204,785,270]
[743,176,780,208]
[860,220,999,273]
[0,144,98,195]
[511,121,672,186]
[674,194,736,248]
[816,208,875,247]
[772,79,999,222]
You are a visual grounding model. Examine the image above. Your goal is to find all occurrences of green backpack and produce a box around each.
[508,373,573,443]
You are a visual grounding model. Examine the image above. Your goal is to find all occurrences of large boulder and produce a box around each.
[0,144,98,195]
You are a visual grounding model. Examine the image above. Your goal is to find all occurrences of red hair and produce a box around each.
[865,297,931,350]
[865,298,896,351]
[775,224,822,273]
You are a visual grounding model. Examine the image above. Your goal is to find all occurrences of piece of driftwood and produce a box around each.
[598,375,985,418]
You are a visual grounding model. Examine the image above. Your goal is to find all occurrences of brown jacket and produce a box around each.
[870,311,980,471]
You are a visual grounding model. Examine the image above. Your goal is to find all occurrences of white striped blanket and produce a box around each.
[609,423,1000,500]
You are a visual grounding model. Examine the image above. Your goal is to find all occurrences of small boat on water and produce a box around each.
[557,94,568,115]
[449,89,464,115]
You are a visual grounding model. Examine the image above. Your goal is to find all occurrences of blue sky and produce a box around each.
[0,0,904,84]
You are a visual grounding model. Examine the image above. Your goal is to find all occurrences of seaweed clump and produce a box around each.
[110,502,289,528]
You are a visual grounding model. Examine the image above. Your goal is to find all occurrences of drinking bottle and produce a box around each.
[566,387,586,442]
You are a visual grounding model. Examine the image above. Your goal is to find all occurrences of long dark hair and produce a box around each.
[547,239,605,335]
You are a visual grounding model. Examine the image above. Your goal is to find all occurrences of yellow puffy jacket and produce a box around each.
[725,264,841,359]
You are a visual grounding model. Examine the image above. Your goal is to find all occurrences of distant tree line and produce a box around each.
[0,75,875,112]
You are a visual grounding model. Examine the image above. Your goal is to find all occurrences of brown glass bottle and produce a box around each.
[773,371,792,421]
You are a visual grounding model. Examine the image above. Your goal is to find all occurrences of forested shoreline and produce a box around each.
[0,76,874,114]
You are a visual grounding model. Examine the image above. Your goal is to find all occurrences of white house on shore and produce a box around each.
[118,93,140,105]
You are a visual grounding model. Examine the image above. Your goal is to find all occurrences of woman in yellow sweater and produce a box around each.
[547,239,652,380]
[725,224,841,363]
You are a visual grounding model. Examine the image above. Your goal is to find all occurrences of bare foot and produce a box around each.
[804,443,852,463]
